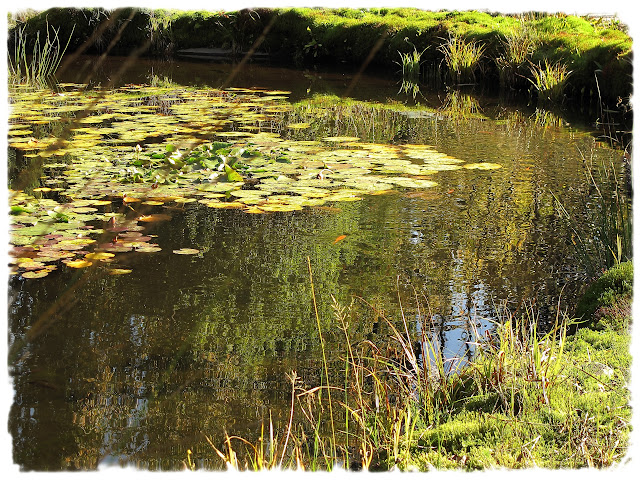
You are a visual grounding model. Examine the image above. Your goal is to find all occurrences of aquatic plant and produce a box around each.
[437,35,485,85]
[496,21,539,89]
[8,22,74,87]
[528,60,572,104]
[396,39,427,81]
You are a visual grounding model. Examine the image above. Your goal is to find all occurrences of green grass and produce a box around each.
[438,35,486,85]
[575,261,632,331]
[496,20,539,89]
[396,43,427,81]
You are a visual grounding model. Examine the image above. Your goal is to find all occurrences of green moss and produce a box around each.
[575,262,633,331]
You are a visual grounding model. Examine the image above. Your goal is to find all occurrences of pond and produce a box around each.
[8,56,626,470]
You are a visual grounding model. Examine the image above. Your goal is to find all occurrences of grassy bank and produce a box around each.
[207,261,632,471]
[10,7,632,105]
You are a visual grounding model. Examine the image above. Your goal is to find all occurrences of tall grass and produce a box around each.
[528,60,572,104]
[553,149,632,279]
[396,44,427,81]
[438,35,485,85]
[8,22,74,87]
[496,21,539,89]
[206,288,578,471]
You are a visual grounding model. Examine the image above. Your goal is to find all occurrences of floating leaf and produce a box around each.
[224,164,243,182]
[22,270,51,279]
[173,248,200,255]
[109,268,132,275]
[463,162,502,170]
[259,203,303,212]
[135,246,162,253]
[85,252,115,261]
[333,235,347,244]
[206,201,245,209]
[137,214,172,222]
[65,260,93,268]
[322,136,361,143]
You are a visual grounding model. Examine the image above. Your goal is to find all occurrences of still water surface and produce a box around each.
[8,57,622,470]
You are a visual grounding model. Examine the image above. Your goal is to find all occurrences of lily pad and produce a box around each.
[22,270,51,279]
[322,136,361,143]
[109,268,133,275]
[65,260,93,268]
[173,248,200,255]
[463,162,503,170]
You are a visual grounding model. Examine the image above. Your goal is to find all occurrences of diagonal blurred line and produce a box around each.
[219,14,277,90]
[56,9,129,79]
[344,32,388,98]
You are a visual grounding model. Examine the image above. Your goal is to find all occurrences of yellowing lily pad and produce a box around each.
[85,252,115,261]
[109,268,133,275]
[322,136,361,143]
[65,260,93,268]
[135,246,162,253]
[173,248,200,255]
[22,270,51,279]
[463,163,502,170]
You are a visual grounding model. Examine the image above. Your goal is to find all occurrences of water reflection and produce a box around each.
[8,62,625,470]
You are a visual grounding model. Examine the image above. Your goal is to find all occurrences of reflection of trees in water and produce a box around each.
[8,90,623,469]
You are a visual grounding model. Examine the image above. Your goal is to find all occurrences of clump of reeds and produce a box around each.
[397,47,426,81]
[438,35,485,85]
[8,22,74,88]
[528,60,572,104]
[496,21,539,89]
[203,286,628,471]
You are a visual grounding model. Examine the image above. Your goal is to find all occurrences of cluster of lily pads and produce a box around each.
[8,83,502,279]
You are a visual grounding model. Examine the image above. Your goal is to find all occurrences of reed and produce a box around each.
[396,46,426,81]
[437,35,485,85]
[496,21,539,89]
[201,289,629,470]
[8,22,74,87]
[528,60,572,104]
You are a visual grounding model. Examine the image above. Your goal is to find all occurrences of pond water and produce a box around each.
[8,57,626,470]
